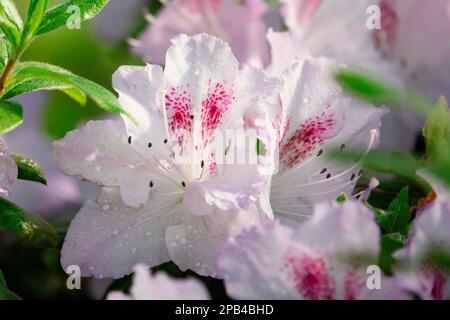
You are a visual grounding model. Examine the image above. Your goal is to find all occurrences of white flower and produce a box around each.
[54,34,279,279]
[219,200,409,300]
[133,0,271,68]
[395,173,450,300]
[107,264,209,300]
[0,138,17,197]
[269,58,386,226]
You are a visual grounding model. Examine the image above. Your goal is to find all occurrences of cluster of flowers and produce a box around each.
[2,0,449,300]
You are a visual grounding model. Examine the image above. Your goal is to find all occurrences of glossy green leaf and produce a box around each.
[0,15,20,48]
[379,233,405,273]
[0,38,9,70]
[0,196,58,245]
[12,154,47,185]
[375,187,410,234]
[37,0,110,35]
[0,0,23,29]
[0,99,22,133]
[1,76,86,105]
[21,0,48,45]
[7,62,127,115]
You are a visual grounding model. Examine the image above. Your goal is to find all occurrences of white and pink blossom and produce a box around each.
[269,58,386,226]
[219,200,409,300]
[133,0,271,67]
[54,34,279,279]
[107,264,210,300]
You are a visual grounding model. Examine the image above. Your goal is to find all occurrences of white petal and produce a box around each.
[219,221,298,299]
[0,138,17,197]
[166,204,264,278]
[112,65,170,161]
[53,119,156,207]
[61,188,183,279]
[271,59,386,224]
[108,264,210,300]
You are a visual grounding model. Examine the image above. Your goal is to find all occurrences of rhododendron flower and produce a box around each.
[219,200,409,300]
[107,264,209,300]
[133,0,270,67]
[395,173,450,300]
[276,0,398,79]
[269,58,386,226]
[0,138,17,197]
[379,0,450,100]
[54,34,279,279]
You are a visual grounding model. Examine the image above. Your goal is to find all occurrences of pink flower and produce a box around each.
[395,172,450,300]
[133,0,270,67]
[54,34,279,279]
[269,58,386,226]
[107,264,209,300]
[380,0,450,100]
[219,200,409,300]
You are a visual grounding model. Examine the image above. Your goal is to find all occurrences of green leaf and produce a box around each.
[1,76,86,105]
[6,62,127,115]
[21,0,48,45]
[335,68,433,118]
[0,0,23,29]
[37,0,110,35]
[0,38,10,70]
[0,99,22,133]
[379,233,405,273]
[375,187,410,234]
[12,154,47,185]
[256,138,266,156]
[0,269,6,299]
[0,270,20,300]
[423,97,450,158]
[0,196,58,245]
[0,14,21,48]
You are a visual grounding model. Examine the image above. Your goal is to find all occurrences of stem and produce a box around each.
[0,45,25,94]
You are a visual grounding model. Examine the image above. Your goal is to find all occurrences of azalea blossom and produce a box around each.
[277,0,399,79]
[394,172,450,300]
[132,0,270,67]
[276,0,421,153]
[219,200,409,300]
[54,34,279,279]
[107,264,209,300]
[269,57,386,226]
[0,138,17,197]
[379,0,450,101]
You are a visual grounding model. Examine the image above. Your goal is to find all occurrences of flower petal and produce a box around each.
[53,119,158,207]
[108,264,210,300]
[61,188,183,279]
[0,138,17,197]
[166,204,264,278]
[133,0,270,67]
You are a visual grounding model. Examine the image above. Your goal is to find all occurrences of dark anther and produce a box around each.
[149,181,154,188]
[128,136,132,144]
[317,149,323,157]
[181,181,186,188]
[326,173,331,179]
[201,160,204,168]
[190,115,194,120]
[164,138,168,144]
[148,142,152,148]
[320,168,327,174]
